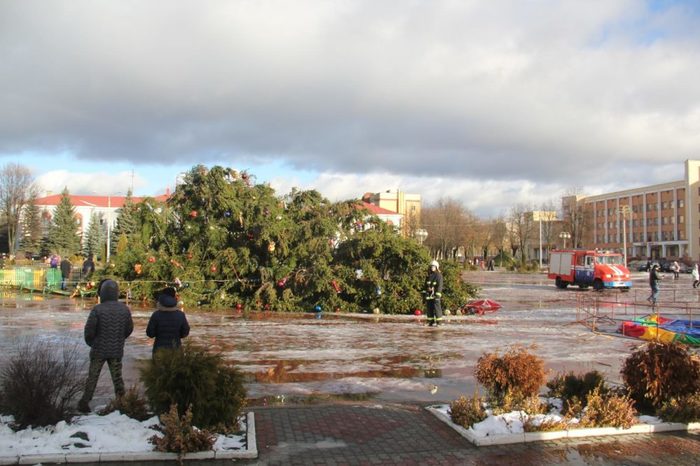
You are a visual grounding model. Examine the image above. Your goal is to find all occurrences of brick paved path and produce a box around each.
[242,402,700,465]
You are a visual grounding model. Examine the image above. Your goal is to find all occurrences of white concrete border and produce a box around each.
[426,406,700,447]
[0,412,257,464]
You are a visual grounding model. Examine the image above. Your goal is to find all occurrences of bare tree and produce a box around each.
[422,198,473,260]
[562,189,588,248]
[0,163,34,255]
[508,203,535,264]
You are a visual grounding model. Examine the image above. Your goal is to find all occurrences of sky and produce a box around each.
[2,0,700,217]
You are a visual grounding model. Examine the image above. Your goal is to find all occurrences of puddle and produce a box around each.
[1,271,697,406]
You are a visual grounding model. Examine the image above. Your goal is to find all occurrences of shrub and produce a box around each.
[140,343,247,432]
[547,370,606,414]
[579,387,637,429]
[522,416,569,432]
[0,340,83,428]
[474,345,546,406]
[150,403,215,456]
[99,386,151,421]
[621,342,700,412]
[657,393,700,423]
[449,392,487,428]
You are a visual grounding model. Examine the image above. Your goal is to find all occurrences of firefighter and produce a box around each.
[423,260,444,326]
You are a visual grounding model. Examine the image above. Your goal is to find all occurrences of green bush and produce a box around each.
[657,393,700,423]
[621,342,700,413]
[547,370,606,415]
[474,345,545,407]
[140,343,247,432]
[0,340,83,428]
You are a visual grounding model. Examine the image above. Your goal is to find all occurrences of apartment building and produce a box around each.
[574,159,700,261]
[361,190,421,236]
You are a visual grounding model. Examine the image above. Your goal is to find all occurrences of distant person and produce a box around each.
[78,279,133,413]
[82,254,95,278]
[692,264,699,289]
[60,257,72,290]
[49,254,60,269]
[671,261,680,280]
[487,258,495,271]
[647,264,663,305]
[422,260,444,326]
[645,259,651,272]
[146,287,190,358]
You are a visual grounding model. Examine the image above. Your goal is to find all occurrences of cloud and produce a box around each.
[34,170,147,197]
[2,0,700,205]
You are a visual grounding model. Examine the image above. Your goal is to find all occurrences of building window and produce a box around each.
[679,215,685,223]
[679,199,685,208]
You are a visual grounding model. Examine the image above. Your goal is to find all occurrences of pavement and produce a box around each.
[233,401,700,466]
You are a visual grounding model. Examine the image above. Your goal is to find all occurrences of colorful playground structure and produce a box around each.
[619,314,700,346]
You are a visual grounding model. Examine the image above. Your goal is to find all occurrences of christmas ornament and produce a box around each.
[210,264,217,273]
[134,263,142,275]
[414,309,422,316]
[331,280,341,293]
[235,303,243,311]
[267,241,276,252]
[189,210,198,218]
[148,256,156,263]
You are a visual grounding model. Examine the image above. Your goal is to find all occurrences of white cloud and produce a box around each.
[2,0,700,215]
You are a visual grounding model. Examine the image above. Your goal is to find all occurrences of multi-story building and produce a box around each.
[570,159,700,261]
[361,190,421,236]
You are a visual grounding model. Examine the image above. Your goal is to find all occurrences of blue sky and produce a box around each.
[2,0,700,217]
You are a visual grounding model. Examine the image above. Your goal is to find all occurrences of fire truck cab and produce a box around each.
[548,249,632,291]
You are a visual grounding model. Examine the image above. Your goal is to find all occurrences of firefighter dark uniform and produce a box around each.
[423,261,444,326]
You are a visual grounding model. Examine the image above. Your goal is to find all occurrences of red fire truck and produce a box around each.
[548,249,632,291]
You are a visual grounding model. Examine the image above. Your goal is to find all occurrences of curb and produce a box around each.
[426,406,700,447]
[0,412,257,464]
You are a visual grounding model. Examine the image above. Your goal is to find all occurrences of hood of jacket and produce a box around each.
[99,279,120,302]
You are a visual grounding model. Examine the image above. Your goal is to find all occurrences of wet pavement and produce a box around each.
[2,270,700,464]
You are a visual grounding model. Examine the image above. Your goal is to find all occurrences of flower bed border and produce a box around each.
[0,412,257,465]
[426,406,700,447]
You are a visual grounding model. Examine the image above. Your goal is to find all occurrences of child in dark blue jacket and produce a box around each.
[146,287,190,357]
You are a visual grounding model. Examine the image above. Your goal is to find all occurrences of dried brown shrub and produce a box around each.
[579,387,637,429]
[474,345,545,406]
[150,403,215,456]
[522,415,570,432]
[621,342,700,412]
[449,392,487,428]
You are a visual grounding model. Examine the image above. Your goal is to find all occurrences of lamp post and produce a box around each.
[106,194,111,263]
[619,205,631,266]
[559,231,571,249]
[415,228,428,245]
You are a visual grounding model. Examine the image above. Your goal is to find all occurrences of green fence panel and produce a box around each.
[46,268,61,290]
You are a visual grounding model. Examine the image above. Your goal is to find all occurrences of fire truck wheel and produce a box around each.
[555,277,568,289]
[593,279,604,291]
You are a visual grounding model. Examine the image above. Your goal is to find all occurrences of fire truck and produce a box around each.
[547,249,632,291]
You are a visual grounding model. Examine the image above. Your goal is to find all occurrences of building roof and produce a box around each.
[357,201,401,216]
[34,193,170,208]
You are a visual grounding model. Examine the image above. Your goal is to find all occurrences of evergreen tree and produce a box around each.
[19,191,43,254]
[110,190,137,256]
[83,212,104,258]
[49,188,81,256]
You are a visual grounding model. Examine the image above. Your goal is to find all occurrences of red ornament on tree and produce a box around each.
[414,309,422,316]
[210,264,217,273]
[148,256,156,263]
[187,252,194,260]
[331,280,341,293]
[189,210,198,218]
[235,303,243,311]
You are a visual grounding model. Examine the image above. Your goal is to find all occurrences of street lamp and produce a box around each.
[619,205,631,266]
[415,228,428,245]
[559,231,571,249]
[106,194,112,263]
